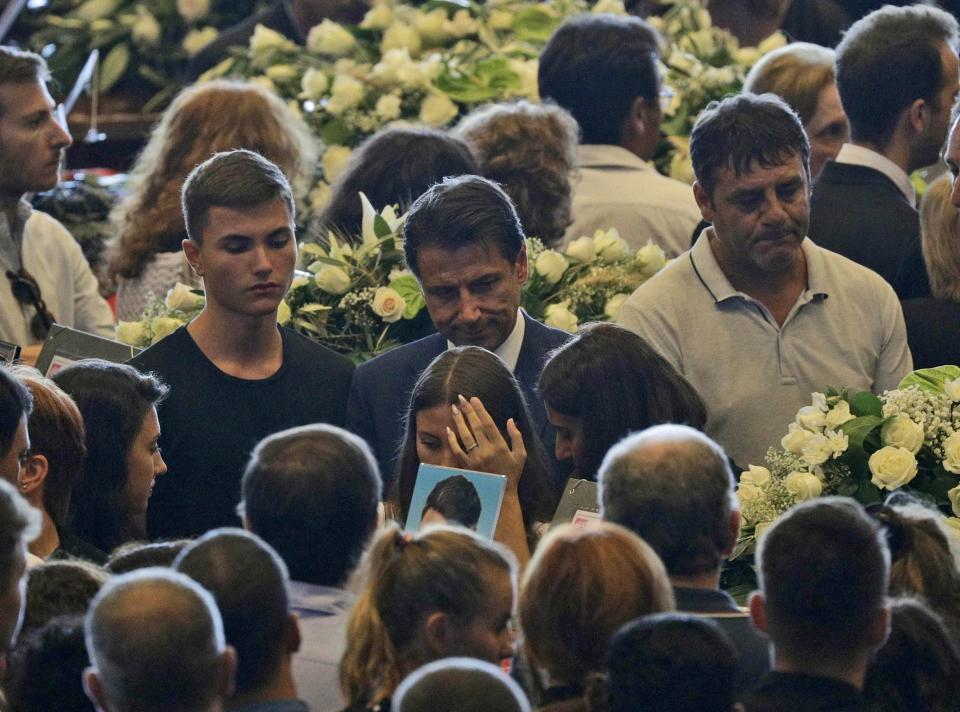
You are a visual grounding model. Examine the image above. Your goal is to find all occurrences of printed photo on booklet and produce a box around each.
[405,464,508,539]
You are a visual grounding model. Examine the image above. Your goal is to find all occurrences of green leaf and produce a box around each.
[373,214,392,239]
[511,7,558,43]
[899,366,960,393]
[99,42,130,93]
[320,119,352,147]
[840,415,885,458]
[926,474,960,503]
[389,275,426,319]
[308,255,349,268]
[851,480,883,506]
[849,391,883,418]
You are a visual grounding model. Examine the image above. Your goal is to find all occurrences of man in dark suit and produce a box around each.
[347,175,569,493]
[808,5,959,299]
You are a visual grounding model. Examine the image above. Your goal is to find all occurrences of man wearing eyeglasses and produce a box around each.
[0,47,114,348]
[538,14,702,257]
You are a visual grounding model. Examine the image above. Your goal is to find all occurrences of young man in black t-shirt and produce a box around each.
[130,150,354,538]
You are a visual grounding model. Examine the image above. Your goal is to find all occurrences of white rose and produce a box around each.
[131,6,161,45]
[116,320,147,346]
[534,250,568,285]
[307,19,357,56]
[785,471,823,501]
[869,446,919,490]
[824,400,855,429]
[150,317,182,344]
[565,236,596,263]
[636,242,667,277]
[182,26,218,56]
[414,9,450,43]
[371,287,407,323]
[314,266,351,295]
[700,66,737,90]
[604,293,629,320]
[249,23,293,53]
[300,68,329,100]
[945,378,960,402]
[593,228,629,263]
[176,0,209,22]
[592,0,627,11]
[375,93,402,120]
[736,482,762,504]
[326,74,364,115]
[489,9,514,29]
[290,276,310,291]
[881,414,925,455]
[801,433,834,466]
[419,93,459,127]
[265,64,298,82]
[948,483,960,517]
[277,300,291,325]
[741,464,771,488]
[544,300,578,332]
[322,145,352,182]
[796,404,827,432]
[361,3,393,29]
[943,431,960,474]
[381,23,422,56]
[446,9,479,37]
[165,282,205,311]
[781,423,813,454]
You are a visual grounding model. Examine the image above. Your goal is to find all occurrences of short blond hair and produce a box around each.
[744,43,836,125]
[519,522,674,690]
[920,174,960,303]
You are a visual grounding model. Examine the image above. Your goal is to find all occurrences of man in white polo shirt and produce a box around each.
[619,93,912,470]
[809,5,959,299]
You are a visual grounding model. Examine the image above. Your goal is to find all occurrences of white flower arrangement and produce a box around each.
[736,367,960,556]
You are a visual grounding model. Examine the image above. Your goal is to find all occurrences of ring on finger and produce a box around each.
[464,441,479,452]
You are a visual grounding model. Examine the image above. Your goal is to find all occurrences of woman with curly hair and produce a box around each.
[456,101,579,247]
[107,80,317,320]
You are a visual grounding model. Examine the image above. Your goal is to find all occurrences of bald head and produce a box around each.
[598,424,736,578]
[84,568,233,712]
[395,658,531,712]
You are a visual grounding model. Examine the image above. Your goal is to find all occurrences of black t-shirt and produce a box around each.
[129,326,354,538]
[741,672,875,712]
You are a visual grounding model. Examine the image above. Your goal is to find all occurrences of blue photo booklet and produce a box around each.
[404,464,508,539]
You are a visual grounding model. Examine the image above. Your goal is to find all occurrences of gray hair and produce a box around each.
[394,657,531,712]
[84,568,227,712]
[598,424,736,577]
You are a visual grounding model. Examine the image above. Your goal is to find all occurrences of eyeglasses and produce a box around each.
[6,269,55,341]
[659,85,677,112]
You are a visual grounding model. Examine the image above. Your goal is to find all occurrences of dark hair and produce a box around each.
[10,367,85,528]
[106,539,192,574]
[319,127,478,241]
[0,47,48,119]
[455,101,579,246]
[867,496,960,642]
[538,14,660,145]
[600,613,737,712]
[22,560,109,636]
[598,425,735,578]
[0,478,40,592]
[836,5,958,147]
[758,497,890,662]
[52,360,168,553]
[403,175,525,278]
[175,528,289,696]
[422,475,482,530]
[392,347,556,537]
[0,366,32,458]
[690,93,810,199]
[240,424,381,587]
[6,615,95,712]
[864,597,960,712]
[539,323,706,479]
[182,148,294,244]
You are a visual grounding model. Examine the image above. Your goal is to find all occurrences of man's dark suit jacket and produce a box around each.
[346,312,569,494]
[902,297,960,369]
[809,160,930,299]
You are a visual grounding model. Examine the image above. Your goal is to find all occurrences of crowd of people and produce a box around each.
[2,1,960,710]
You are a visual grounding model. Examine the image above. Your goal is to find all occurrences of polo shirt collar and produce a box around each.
[576,144,655,173]
[689,228,830,304]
